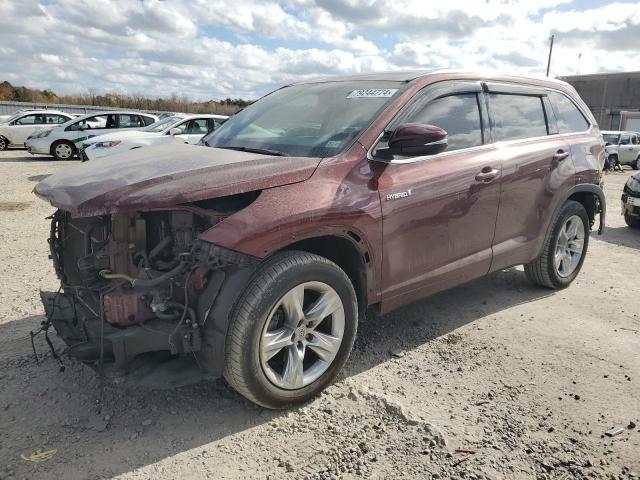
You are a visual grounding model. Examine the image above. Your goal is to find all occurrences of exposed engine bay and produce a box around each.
[40,193,260,374]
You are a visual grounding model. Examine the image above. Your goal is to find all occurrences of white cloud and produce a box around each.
[0,0,638,100]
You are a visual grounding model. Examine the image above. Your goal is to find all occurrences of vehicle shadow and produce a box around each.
[0,268,553,479]
[0,154,56,163]
[593,224,640,251]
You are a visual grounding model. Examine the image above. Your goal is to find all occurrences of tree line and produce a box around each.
[0,81,251,115]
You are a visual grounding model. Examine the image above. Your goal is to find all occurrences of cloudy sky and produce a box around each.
[1,0,639,100]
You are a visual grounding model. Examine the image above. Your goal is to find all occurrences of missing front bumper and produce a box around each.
[40,290,202,370]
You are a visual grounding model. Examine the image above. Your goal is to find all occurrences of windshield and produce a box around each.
[201,81,404,157]
[603,133,620,144]
[145,116,183,132]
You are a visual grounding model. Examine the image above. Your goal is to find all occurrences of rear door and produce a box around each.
[487,84,575,271]
[547,89,603,180]
[377,81,502,306]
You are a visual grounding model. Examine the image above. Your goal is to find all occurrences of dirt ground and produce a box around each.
[0,149,638,480]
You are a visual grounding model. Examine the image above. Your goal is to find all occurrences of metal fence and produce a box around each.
[0,100,172,117]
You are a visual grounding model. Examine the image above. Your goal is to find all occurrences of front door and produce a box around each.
[618,133,635,164]
[375,83,501,309]
[11,113,45,144]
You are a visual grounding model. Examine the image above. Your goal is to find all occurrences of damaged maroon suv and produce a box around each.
[34,71,606,408]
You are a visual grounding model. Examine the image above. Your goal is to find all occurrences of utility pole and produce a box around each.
[546,34,554,77]
[577,53,582,76]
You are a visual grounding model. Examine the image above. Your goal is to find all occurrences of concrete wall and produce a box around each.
[561,72,640,130]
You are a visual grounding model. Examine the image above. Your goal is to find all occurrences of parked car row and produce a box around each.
[1,108,228,160]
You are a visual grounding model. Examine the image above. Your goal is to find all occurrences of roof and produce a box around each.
[182,113,229,119]
[11,109,70,115]
[71,110,159,121]
[294,69,571,88]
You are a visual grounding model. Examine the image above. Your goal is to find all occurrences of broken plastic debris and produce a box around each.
[20,447,57,462]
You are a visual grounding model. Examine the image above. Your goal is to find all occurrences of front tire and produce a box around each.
[223,251,358,409]
[525,200,590,289]
[625,213,640,228]
[0,136,8,151]
[51,140,76,160]
[633,158,640,170]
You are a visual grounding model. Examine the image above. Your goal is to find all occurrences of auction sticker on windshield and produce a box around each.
[347,89,398,99]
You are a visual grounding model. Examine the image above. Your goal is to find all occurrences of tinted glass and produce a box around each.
[490,94,547,141]
[405,93,483,151]
[633,135,639,145]
[548,91,590,133]
[620,135,630,145]
[201,81,403,157]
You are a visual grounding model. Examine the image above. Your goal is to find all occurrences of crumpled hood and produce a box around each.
[34,143,321,217]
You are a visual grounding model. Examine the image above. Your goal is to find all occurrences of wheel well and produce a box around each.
[283,235,368,316]
[568,191,597,228]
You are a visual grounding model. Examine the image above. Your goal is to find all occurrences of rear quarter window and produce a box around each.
[548,91,590,133]
[489,94,548,141]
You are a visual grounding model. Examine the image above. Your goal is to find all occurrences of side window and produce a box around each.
[67,115,108,131]
[403,93,483,152]
[489,94,548,141]
[170,120,189,134]
[548,91,590,133]
[14,114,44,125]
[118,114,143,128]
[141,115,155,126]
[186,119,208,135]
[45,114,67,124]
[620,134,631,145]
[633,135,639,145]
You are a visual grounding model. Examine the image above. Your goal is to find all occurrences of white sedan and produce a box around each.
[0,110,73,150]
[25,110,159,160]
[79,114,228,161]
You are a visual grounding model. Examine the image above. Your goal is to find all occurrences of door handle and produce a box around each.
[553,150,570,161]
[475,167,500,183]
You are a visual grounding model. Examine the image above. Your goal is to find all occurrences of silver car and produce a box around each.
[602,130,640,170]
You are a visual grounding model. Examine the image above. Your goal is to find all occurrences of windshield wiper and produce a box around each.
[219,146,288,156]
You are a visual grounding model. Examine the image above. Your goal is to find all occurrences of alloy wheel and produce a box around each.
[260,281,345,390]
[554,215,585,278]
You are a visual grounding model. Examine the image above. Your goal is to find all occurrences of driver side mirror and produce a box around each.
[169,128,181,136]
[375,123,448,160]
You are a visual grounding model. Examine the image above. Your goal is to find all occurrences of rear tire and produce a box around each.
[0,136,8,151]
[223,251,358,409]
[633,158,640,170]
[625,213,640,228]
[525,201,590,289]
[51,140,75,160]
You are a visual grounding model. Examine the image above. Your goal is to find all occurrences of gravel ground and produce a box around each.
[0,149,638,480]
